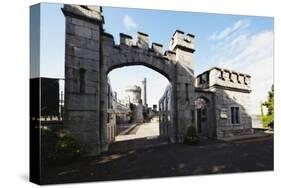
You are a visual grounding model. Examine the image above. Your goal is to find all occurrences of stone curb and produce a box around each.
[119,123,139,135]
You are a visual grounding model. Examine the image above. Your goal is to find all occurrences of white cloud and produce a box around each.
[209,19,249,40]
[123,15,138,30]
[209,30,274,115]
[246,57,273,115]
[218,31,273,70]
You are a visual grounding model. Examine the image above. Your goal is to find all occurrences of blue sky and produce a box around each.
[38,3,273,114]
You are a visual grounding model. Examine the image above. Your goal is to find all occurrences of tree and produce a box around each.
[261,85,274,128]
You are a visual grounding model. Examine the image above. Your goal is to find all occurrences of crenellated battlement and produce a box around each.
[196,67,251,92]
[101,30,196,63]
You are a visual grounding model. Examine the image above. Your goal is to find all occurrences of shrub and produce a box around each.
[262,115,273,128]
[50,133,83,164]
[184,124,199,145]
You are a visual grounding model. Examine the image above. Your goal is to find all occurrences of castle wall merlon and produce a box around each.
[152,42,163,54]
[102,32,114,45]
[164,50,176,62]
[136,31,149,49]
[120,33,133,46]
[172,30,185,39]
[185,33,195,43]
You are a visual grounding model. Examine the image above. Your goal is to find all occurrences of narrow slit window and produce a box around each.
[79,68,86,93]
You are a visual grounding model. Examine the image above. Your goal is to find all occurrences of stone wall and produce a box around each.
[62,5,103,155]
[214,89,253,138]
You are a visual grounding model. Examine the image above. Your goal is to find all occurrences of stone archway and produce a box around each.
[62,5,196,155]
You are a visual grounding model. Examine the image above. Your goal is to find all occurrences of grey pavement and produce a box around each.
[115,119,160,142]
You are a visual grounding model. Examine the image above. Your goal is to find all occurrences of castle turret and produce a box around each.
[125,85,142,105]
[169,30,195,74]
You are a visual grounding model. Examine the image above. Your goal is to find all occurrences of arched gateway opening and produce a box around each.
[106,65,170,151]
[62,5,197,155]
[100,39,177,152]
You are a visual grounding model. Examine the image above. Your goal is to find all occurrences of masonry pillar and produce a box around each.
[62,5,103,155]
[169,30,196,141]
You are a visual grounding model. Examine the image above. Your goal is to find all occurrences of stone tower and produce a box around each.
[141,78,147,108]
[169,30,196,141]
[125,85,142,105]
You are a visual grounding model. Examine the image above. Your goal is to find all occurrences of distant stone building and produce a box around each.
[125,85,142,105]
[122,78,150,123]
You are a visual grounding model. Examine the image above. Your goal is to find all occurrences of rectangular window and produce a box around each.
[231,107,240,124]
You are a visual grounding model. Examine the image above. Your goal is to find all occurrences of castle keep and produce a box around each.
[62,5,253,155]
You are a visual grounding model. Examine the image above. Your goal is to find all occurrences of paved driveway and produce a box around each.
[41,135,273,185]
[114,121,159,142]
